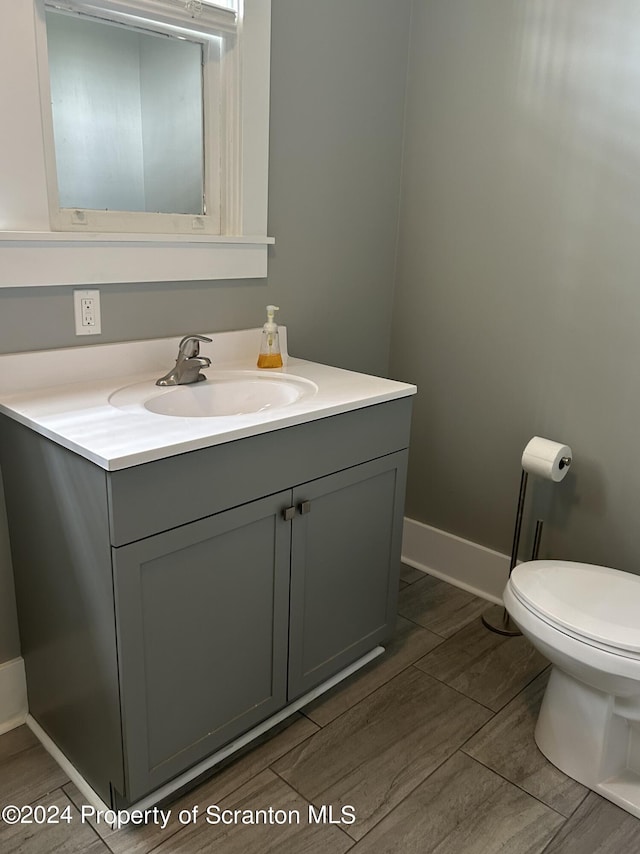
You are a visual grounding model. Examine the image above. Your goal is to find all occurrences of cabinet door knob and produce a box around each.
[299,500,311,515]
[282,506,296,521]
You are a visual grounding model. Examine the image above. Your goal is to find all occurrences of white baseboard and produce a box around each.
[0,657,28,735]
[401,517,509,604]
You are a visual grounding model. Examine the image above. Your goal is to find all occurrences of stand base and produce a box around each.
[481,604,522,637]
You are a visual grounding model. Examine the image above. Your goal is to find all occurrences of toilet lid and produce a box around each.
[510,560,640,654]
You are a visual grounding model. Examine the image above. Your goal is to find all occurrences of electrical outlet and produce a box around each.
[73,289,102,335]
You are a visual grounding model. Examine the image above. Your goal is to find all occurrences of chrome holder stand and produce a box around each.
[482,470,543,637]
[481,602,521,636]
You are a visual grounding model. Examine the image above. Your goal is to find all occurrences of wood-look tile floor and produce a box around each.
[3,566,640,853]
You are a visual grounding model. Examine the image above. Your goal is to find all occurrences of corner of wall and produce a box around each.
[0,657,28,735]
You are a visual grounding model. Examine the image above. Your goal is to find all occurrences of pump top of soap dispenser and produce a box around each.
[257,305,283,368]
[265,305,279,329]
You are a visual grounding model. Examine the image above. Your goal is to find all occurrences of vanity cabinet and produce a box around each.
[0,397,411,808]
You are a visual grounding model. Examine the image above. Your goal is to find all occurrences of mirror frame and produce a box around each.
[0,0,272,285]
[36,0,230,235]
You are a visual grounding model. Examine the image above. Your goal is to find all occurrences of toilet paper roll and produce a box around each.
[521,437,572,482]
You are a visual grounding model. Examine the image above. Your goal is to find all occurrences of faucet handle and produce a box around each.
[178,334,212,358]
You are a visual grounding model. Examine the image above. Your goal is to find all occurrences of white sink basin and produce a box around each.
[109,371,318,418]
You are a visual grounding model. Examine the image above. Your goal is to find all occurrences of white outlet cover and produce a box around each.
[73,289,101,336]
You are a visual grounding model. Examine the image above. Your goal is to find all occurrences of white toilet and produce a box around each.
[504,559,640,818]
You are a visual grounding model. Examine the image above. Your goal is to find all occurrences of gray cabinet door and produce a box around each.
[288,451,407,700]
[112,491,291,803]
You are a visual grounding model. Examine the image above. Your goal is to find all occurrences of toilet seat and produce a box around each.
[509,560,640,659]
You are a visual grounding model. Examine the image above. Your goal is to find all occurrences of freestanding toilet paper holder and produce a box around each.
[482,451,571,636]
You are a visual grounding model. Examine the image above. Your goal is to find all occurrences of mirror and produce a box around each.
[45,8,206,216]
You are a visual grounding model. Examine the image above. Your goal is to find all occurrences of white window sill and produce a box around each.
[0,232,275,244]
[0,232,274,287]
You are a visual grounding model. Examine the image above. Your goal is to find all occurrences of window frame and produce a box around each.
[37,0,234,235]
[0,0,272,287]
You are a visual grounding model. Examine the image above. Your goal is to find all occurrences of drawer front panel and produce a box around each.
[107,398,412,546]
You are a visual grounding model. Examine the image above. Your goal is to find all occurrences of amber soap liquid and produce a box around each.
[257,353,283,368]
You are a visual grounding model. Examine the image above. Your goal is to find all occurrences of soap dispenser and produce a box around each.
[257,305,283,368]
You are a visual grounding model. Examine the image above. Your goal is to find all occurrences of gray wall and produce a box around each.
[391,0,640,570]
[0,0,411,665]
[0,473,20,664]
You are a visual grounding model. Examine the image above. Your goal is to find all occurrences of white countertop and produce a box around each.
[0,329,416,471]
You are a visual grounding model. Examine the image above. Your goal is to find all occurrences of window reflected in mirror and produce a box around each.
[45,8,207,216]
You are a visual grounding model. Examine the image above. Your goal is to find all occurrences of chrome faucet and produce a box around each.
[156,334,212,386]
